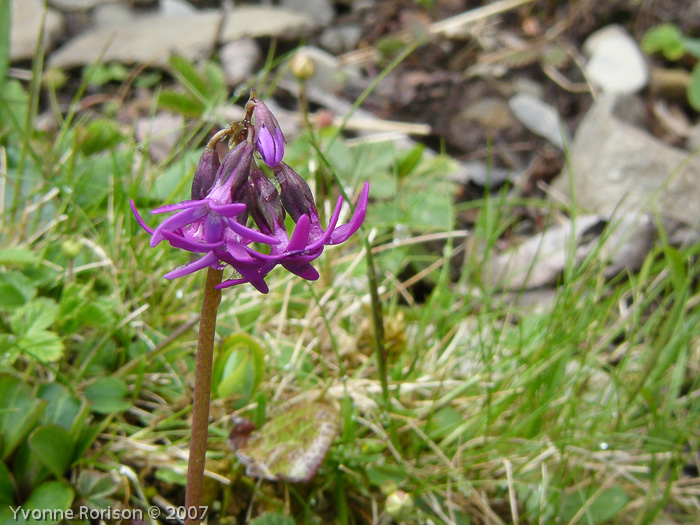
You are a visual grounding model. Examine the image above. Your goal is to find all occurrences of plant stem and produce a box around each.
[185,267,223,525]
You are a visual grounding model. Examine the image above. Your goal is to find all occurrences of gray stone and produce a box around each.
[285,46,361,94]
[508,93,569,150]
[583,25,649,94]
[219,38,261,86]
[552,94,700,225]
[320,24,362,55]
[458,97,514,132]
[49,0,109,11]
[219,7,317,43]
[11,0,65,61]
[450,161,512,187]
[281,0,334,25]
[93,3,134,27]
[50,10,221,68]
[159,0,196,16]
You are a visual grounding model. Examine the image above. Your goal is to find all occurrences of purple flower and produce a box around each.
[251,98,285,167]
[132,92,369,294]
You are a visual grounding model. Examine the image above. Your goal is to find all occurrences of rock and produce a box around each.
[10,0,65,61]
[484,215,603,290]
[219,7,317,43]
[220,38,261,86]
[50,10,221,68]
[49,0,110,11]
[552,94,700,225]
[93,3,134,27]
[281,0,334,26]
[285,47,361,94]
[159,0,196,16]
[583,25,649,94]
[600,213,656,278]
[457,97,514,133]
[508,93,569,150]
[319,24,363,55]
[135,113,184,163]
[450,161,513,187]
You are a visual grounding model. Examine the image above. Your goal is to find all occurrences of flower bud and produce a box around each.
[190,147,221,200]
[251,98,286,167]
[273,163,318,222]
[290,53,316,81]
[247,168,286,236]
[385,490,413,522]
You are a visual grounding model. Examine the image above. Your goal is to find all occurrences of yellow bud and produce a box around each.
[290,53,316,81]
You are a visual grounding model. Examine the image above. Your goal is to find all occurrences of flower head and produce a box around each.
[132,91,368,294]
[249,97,285,167]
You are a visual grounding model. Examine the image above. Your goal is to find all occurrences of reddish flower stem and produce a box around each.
[185,267,223,525]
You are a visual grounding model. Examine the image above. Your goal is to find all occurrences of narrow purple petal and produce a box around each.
[256,126,276,167]
[329,182,369,245]
[226,241,257,264]
[164,252,219,279]
[151,206,207,247]
[306,196,343,252]
[273,128,285,165]
[225,218,281,245]
[282,262,319,281]
[286,214,311,253]
[130,200,155,234]
[151,200,201,214]
[161,229,222,252]
[203,214,225,244]
[208,202,247,217]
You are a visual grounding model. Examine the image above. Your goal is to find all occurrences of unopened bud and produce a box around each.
[190,147,221,200]
[385,490,413,522]
[61,239,82,259]
[273,163,317,222]
[247,169,286,235]
[290,53,316,81]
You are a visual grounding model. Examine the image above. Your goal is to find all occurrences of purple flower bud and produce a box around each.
[251,98,285,167]
[273,162,317,222]
[190,147,220,200]
[246,168,286,237]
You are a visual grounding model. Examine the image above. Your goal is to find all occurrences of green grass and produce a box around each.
[1,46,700,525]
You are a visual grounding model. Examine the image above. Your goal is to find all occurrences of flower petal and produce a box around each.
[131,200,155,234]
[151,200,201,214]
[282,262,319,281]
[225,218,281,245]
[208,202,247,217]
[151,206,207,247]
[329,182,369,245]
[161,229,222,253]
[286,213,311,253]
[164,251,219,279]
[306,196,342,252]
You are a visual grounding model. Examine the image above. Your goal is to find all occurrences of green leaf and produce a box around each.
[231,402,340,483]
[158,89,205,118]
[75,301,114,329]
[10,298,59,336]
[83,377,131,414]
[73,424,101,461]
[17,330,64,363]
[203,62,226,98]
[169,54,208,97]
[75,118,125,156]
[0,246,37,266]
[154,467,187,486]
[82,63,129,87]
[0,80,29,136]
[0,375,46,460]
[560,485,628,523]
[37,383,87,437]
[688,64,700,111]
[641,24,685,60]
[0,271,36,312]
[397,144,425,178]
[28,425,74,479]
[213,333,266,405]
[662,246,687,292]
[0,461,14,506]
[77,470,120,509]
[682,36,700,59]
[20,481,74,525]
[249,513,295,525]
